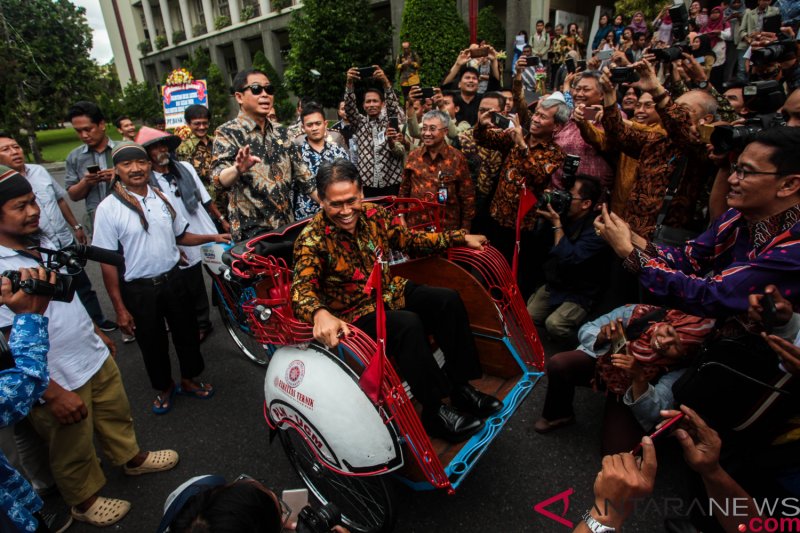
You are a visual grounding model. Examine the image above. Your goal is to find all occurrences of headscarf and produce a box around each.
[701,7,729,48]
[595,305,716,395]
[692,33,716,62]
[630,11,648,34]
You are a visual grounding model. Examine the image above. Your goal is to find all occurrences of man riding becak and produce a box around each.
[291,159,502,443]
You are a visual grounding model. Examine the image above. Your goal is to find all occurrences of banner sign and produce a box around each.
[161,79,208,128]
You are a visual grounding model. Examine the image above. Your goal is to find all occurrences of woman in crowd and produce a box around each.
[612,15,626,43]
[629,11,648,35]
[701,6,731,90]
[691,33,717,80]
[565,23,584,59]
[592,14,613,53]
[653,4,674,46]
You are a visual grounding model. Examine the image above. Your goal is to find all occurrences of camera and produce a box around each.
[295,503,341,533]
[670,3,689,42]
[750,37,795,66]
[710,113,785,154]
[537,190,573,215]
[610,67,640,84]
[743,80,786,115]
[563,154,581,178]
[652,41,690,63]
[1,269,73,302]
[491,112,511,129]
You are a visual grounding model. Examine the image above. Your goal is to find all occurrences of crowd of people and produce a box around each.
[2,0,800,531]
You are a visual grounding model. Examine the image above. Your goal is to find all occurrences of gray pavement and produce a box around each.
[42,167,689,532]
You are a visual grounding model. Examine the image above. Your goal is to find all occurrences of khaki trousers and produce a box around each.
[527,285,588,341]
[29,357,140,506]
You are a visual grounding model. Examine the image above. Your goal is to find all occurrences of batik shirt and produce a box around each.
[292,203,466,324]
[344,87,406,189]
[211,113,313,240]
[458,128,504,198]
[624,205,800,317]
[399,144,475,231]
[296,140,350,219]
[1,314,50,532]
[474,125,565,230]
[176,133,215,188]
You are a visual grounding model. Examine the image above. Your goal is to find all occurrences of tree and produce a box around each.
[251,51,294,122]
[284,0,393,108]
[614,0,662,24]
[0,0,98,162]
[95,61,125,123]
[400,0,469,86]
[477,6,506,51]
[120,81,163,122]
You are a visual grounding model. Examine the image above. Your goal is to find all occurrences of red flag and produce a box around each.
[513,187,538,279]
[359,256,385,403]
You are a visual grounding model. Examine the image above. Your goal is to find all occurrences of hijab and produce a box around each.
[630,11,648,34]
[701,7,729,48]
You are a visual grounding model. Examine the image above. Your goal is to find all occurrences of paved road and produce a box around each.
[43,168,687,532]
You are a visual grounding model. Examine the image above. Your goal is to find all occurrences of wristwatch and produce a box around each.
[582,511,616,532]
[73,224,83,231]
[695,80,709,90]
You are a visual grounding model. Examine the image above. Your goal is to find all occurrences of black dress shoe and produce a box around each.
[422,404,483,443]
[451,384,503,418]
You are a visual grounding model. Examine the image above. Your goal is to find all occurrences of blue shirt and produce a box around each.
[0,314,50,532]
[296,140,350,219]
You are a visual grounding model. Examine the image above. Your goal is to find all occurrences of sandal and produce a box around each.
[177,381,215,399]
[152,385,176,415]
[71,496,131,527]
[124,449,179,476]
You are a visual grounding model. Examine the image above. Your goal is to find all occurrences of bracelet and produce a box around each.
[73,224,83,231]
[553,226,563,231]
[652,89,670,104]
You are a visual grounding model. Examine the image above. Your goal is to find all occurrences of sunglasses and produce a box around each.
[240,84,276,96]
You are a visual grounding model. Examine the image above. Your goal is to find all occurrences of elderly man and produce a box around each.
[94,142,230,414]
[400,110,475,231]
[292,159,501,442]
[344,66,406,197]
[0,164,179,527]
[211,69,316,240]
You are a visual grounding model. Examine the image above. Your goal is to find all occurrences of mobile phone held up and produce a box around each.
[356,66,376,79]
[388,115,399,131]
[582,107,600,122]
[610,67,640,84]
[419,87,435,99]
[470,47,489,58]
[596,49,613,61]
[492,112,511,130]
[86,164,101,174]
[525,55,541,67]
[565,58,576,74]
[631,413,685,455]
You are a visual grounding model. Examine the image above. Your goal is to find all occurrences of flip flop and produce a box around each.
[71,497,131,527]
[123,449,179,476]
[152,385,176,415]
[177,381,215,399]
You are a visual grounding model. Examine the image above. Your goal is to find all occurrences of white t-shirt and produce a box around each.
[92,185,189,281]
[152,163,216,268]
[25,164,74,249]
[0,239,108,390]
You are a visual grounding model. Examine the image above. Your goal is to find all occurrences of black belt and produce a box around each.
[126,264,180,287]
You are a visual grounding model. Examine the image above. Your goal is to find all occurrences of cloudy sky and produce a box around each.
[74,0,114,64]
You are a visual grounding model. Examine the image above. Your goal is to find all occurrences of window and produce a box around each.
[195,0,205,23]
[218,0,230,18]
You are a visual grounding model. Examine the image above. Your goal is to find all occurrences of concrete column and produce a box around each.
[263,30,283,74]
[230,0,242,24]
[233,39,250,71]
[210,44,229,81]
[178,0,193,37]
[259,0,268,16]
[202,0,214,33]
[142,0,158,48]
[158,0,175,45]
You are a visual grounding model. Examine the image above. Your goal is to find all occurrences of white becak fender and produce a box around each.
[265,344,404,474]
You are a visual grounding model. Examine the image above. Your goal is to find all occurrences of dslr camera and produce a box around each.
[295,503,341,533]
[710,80,786,154]
[750,35,796,66]
[652,3,691,62]
[537,155,580,215]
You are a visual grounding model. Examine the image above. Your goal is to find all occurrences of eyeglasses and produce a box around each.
[420,126,446,133]
[730,163,791,180]
[234,474,292,527]
[240,84,276,96]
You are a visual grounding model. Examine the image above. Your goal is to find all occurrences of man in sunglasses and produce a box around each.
[211,69,316,240]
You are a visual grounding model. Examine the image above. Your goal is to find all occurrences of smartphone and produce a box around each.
[388,115,399,131]
[419,87,435,99]
[762,292,778,334]
[763,13,781,34]
[698,123,715,144]
[526,55,541,67]
[491,112,511,129]
[610,67,640,84]
[86,164,101,174]
[281,488,308,527]
[356,66,376,78]
[597,49,613,61]
[470,47,489,58]
[583,106,600,122]
[631,413,685,455]
[577,60,587,71]
[565,58,576,74]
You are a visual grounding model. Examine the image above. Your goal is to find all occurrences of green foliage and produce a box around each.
[400,0,468,86]
[614,0,661,23]
[241,5,256,20]
[214,15,231,30]
[0,0,99,161]
[155,34,168,50]
[207,63,231,127]
[120,81,163,122]
[95,61,125,123]
[252,50,295,122]
[272,0,291,11]
[172,30,186,44]
[192,23,206,37]
[284,0,393,108]
[477,6,506,50]
[138,40,153,54]
[184,46,212,79]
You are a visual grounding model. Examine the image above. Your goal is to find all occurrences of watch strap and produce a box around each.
[582,510,616,532]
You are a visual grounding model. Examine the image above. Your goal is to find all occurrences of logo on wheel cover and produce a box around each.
[286,360,305,387]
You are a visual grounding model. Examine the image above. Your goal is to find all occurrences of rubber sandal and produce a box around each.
[71,496,131,527]
[152,386,176,415]
[177,381,215,399]
[124,449,179,476]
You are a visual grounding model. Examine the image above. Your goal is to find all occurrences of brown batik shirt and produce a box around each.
[458,128,503,198]
[292,203,466,324]
[399,144,475,231]
[474,125,565,230]
[211,113,313,240]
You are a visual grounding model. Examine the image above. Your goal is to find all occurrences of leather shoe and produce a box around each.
[533,416,575,434]
[451,384,503,418]
[422,404,483,443]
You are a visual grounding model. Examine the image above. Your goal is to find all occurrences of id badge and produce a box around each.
[437,186,448,204]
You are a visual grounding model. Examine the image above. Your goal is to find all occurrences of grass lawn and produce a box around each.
[29,127,123,163]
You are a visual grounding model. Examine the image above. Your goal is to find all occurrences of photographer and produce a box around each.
[527,176,610,344]
[0,267,54,533]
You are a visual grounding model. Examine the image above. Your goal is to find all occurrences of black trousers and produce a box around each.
[486,219,543,300]
[353,283,482,408]
[183,262,211,331]
[121,267,204,391]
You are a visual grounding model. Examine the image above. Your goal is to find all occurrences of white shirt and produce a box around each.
[92,185,189,281]
[25,164,73,249]
[152,162,216,268]
[0,239,108,390]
